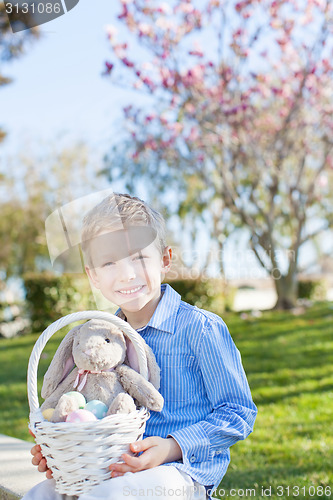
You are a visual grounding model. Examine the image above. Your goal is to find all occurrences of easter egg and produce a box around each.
[66,409,98,423]
[64,391,86,409]
[42,408,55,421]
[85,400,108,419]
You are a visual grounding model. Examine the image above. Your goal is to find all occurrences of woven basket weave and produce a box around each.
[27,311,150,496]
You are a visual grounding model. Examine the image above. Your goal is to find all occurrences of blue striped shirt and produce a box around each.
[119,284,257,491]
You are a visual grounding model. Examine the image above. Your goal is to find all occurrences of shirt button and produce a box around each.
[190,456,196,463]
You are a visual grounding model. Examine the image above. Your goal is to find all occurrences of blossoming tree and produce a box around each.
[103,0,333,309]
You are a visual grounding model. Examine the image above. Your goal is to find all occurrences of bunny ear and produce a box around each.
[41,324,81,399]
[125,337,140,373]
[125,337,160,390]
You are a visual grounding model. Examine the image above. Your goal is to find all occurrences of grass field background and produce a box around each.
[0,302,332,499]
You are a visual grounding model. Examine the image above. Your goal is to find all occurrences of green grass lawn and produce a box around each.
[0,303,332,499]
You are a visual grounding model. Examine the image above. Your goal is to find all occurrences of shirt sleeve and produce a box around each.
[168,318,257,467]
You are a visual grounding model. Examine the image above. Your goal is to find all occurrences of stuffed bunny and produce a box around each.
[40,319,164,422]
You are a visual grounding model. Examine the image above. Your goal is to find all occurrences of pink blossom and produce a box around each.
[279,107,289,117]
[327,156,333,169]
[322,59,332,72]
[160,115,169,126]
[270,19,282,29]
[272,87,283,96]
[177,3,194,14]
[277,36,288,46]
[318,174,328,188]
[185,102,196,114]
[142,76,155,88]
[104,61,114,75]
[189,49,204,57]
[144,114,156,123]
[156,17,175,30]
[133,80,143,89]
[122,57,134,68]
[167,122,183,136]
[145,138,158,151]
[188,126,200,141]
[138,23,154,37]
[157,3,172,15]
[105,25,118,41]
[118,4,128,20]
[113,43,128,58]
[189,41,204,57]
[123,105,133,117]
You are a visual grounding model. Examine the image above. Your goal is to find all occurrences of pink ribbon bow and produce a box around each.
[73,368,114,392]
[73,369,101,391]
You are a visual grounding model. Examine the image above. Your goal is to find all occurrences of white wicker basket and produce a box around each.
[27,311,150,496]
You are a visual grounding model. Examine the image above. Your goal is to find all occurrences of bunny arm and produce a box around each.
[143,343,161,390]
[116,365,164,412]
[40,369,78,411]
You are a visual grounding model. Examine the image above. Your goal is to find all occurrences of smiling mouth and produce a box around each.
[117,285,145,295]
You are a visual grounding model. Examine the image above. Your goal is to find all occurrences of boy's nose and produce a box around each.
[118,259,136,281]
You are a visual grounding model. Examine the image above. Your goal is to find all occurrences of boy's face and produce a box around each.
[85,228,171,321]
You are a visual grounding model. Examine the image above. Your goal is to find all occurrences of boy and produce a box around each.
[26,193,257,500]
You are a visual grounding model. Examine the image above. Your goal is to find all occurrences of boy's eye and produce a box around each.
[103,261,115,267]
[105,338,110,343]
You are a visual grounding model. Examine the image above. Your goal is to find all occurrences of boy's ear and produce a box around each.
[85,265,101,289]
[161,246,172,274]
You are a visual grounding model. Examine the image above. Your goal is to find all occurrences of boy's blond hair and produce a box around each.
[81,193,167,266]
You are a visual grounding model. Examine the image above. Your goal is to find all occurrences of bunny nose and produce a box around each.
[84,348,93,356]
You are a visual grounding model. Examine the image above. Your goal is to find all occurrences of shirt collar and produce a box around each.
[116,283,180,334]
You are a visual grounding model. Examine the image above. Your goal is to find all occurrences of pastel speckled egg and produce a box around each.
[85,400,108,419]
[64,391,86,409]
[66,409,98,423]
[42,408,55,421]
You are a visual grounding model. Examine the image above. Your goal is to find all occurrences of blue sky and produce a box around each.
[1,0,129,155]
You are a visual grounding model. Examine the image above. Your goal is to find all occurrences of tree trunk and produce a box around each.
[273,273,298,310]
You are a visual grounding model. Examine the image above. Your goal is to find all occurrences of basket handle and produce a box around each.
[27,311,149,415]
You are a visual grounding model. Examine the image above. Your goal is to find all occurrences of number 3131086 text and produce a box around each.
[5,3,62,15]
[276,485,331,497]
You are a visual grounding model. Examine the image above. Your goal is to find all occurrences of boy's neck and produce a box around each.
[121,292,162,330]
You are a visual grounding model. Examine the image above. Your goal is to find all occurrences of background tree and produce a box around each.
[103,0,333,309]
[0,141,102,284]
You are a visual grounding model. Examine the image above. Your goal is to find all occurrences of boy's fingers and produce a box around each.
[30,444,41,456]
[46,469,53,480]
[109,454,143,474]
[130,437,157,453]
[38,458,48,473]
[32,452,43,466]
[109,463,133,475]
[121,453,142,468]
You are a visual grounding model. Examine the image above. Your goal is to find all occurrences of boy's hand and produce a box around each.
[29,429,53,479]
[109,437,182,477]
